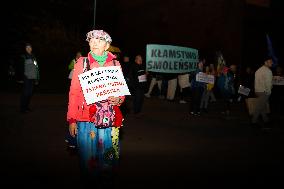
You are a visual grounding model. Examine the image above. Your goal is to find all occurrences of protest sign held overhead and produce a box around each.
[146,44,199,73]
[78,66,131,105]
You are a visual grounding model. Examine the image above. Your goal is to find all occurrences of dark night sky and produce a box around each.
[5,0,284,58]
[3,0,284,93]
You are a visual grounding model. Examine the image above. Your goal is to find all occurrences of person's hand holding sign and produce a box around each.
[108,96,122,106]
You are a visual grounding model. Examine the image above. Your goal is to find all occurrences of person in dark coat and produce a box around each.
[16,43,40,113]
[128,54,147,114]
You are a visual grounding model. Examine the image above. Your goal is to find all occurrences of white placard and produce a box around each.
[196,72,215,84]
[238,85,250,96]
[138,74,147,82]
[78,66,131,105]
[272,76,284,85]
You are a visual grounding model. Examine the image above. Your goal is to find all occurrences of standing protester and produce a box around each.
[190,59,205,116]
[16,43,40,113]
[217,66,235,116]
[200,65,215,113]
[67,30,125,187]
[230,64,239,101]
[251,56,273,129]
[239,66,255,100]
[128,54,147,115]
[120,54,131,82]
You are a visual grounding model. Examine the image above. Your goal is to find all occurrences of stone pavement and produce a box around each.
[0,92,283,188]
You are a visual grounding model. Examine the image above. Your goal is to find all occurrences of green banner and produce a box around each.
[146,44,199,73]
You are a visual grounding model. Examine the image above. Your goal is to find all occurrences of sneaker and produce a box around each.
[190,112,197,116]
[179,100,187,104]
[144,93,151,98]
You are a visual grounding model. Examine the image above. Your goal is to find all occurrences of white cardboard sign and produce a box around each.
[78,66,131,105]
[238,85,250,96]
[138,74,147,82]
[272,76,284,85]
[196,72,215,84]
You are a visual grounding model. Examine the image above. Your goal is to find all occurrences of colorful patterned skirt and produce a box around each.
[77,122,120,175]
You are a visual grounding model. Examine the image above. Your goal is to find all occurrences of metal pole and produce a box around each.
[94,0,97,28]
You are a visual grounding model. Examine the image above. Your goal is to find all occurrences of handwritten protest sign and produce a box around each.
[146,44,199,73]
[238,85,250,96]
[196,72,215,84]
[272,76,284,85]
[78,66,131,105]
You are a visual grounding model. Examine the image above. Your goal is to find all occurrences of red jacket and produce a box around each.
[67,52,125,124]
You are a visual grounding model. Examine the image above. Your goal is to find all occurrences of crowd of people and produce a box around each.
[118,52,283,131]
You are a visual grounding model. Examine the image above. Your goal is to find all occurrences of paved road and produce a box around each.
[1,92,283,188]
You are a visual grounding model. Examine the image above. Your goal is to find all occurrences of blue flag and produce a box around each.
[266,34,278,68]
